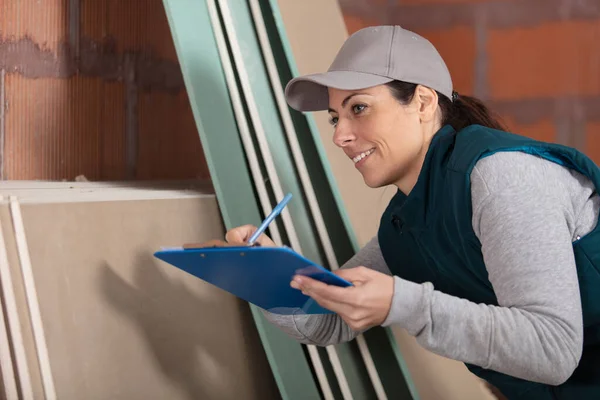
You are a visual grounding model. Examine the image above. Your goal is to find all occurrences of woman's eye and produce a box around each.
[352,104,366,114]
[329,116,338,126]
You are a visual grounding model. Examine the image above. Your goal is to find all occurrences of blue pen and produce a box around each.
[247,193,292,246]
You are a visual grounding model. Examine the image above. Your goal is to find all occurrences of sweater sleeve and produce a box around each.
[260,235,391,346]
[381,152,586,385]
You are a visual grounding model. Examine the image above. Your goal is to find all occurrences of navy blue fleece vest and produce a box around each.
[378,124,600,399]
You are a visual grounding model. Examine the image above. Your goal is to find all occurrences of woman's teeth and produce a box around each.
[353,149,374,164]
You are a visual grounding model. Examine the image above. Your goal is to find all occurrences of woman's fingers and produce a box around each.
[225,224,256,243]
[291,267,394,330]
[292,276,354,305]
[225,224,276,247]
[184,224,277,249]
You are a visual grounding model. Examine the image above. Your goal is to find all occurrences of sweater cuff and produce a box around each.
[381,276,428,332]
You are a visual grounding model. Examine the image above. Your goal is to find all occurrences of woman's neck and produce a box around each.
[394,123,441,195]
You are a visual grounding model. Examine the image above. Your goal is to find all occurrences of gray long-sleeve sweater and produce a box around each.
[262,151,600,386]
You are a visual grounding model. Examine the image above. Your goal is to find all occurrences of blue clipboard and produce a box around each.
[153,245,352,315]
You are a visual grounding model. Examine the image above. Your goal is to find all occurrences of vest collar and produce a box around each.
[388,124,457,232]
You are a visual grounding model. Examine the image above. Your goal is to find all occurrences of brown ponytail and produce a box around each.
[385,81,507,132]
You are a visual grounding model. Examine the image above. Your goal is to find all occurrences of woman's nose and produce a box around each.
[332,121,355,148]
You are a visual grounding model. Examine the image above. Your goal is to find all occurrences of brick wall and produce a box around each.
[338,0,600,164]
[0,0,209,181]
[2,0,598,180]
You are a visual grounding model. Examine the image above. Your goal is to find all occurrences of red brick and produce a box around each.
[488,21,600,100]
[341,0,387,8]
[502,117,556,144]
[343,15,381,35]
[586,122,600,165]
[4,74,126,180]
[137,90,209,180]
[0,0,68,53]
[80,0,178,62]
[397,0,509,4]
[418,27,476,95]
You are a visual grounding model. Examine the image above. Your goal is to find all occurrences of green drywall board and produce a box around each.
[225,1,380,398]
[161,1,321,399]
[263,0,361,254]
[222,0,325,266]
[363,328,419,399]
[260,0,420,398]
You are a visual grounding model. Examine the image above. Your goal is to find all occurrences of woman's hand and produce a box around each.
[224,224,276,247]
[183,224,276,248]
[291,266,394,331]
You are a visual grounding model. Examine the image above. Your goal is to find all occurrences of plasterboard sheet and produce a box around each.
[0,180,215,204]
[2,194,278,400]
[0,203,45,400]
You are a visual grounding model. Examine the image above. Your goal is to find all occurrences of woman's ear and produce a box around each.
[414,85,439,122]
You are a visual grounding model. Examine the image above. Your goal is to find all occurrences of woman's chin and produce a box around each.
[361,173,387,189]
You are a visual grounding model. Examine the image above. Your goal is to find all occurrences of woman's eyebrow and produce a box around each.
[328,93,365,113]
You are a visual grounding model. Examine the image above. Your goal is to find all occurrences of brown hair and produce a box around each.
[385,81,507,131]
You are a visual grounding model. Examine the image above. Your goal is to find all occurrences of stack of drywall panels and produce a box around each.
[0,181,279,400]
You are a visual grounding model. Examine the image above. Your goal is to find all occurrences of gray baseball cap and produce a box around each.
[284,25,453,112]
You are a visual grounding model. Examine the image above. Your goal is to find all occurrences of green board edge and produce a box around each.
[161,1,322,398]
[222,0,325,266]
[261,1,421,399]
[224,0,385,398]
[263,0,361,254]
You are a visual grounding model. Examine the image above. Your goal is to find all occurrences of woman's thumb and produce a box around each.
[225,224,256,243]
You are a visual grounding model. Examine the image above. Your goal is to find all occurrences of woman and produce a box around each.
[222,26,600,399]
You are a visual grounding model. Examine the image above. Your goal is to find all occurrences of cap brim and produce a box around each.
[284,71,393,112]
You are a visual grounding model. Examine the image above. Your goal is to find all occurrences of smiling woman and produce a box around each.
[320,74,507,194]
[224,25,600,400]
[327,85,429,192]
